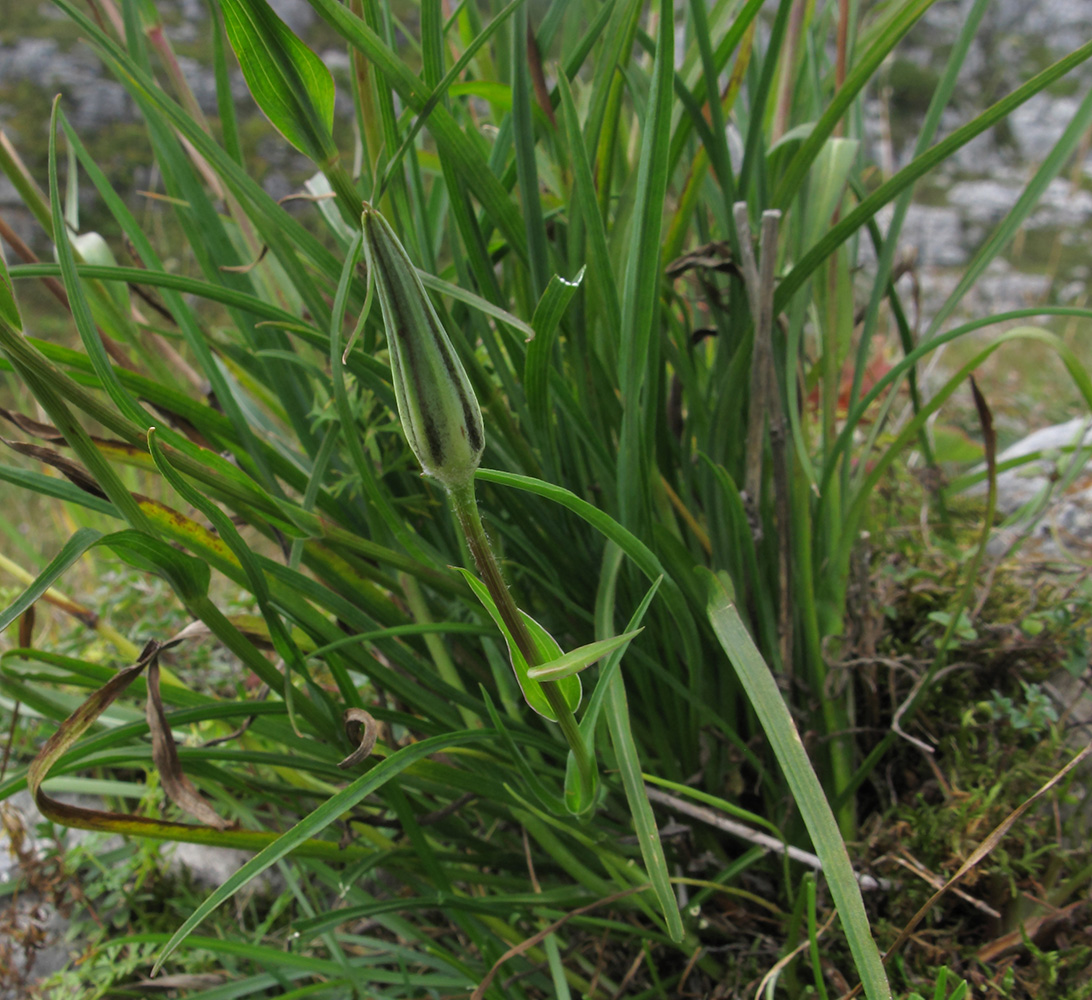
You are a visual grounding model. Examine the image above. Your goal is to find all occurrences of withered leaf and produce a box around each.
[0,437,108,499]
[337,707,378,770]
[146,656,231,830]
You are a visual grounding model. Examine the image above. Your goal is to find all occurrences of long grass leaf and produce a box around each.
[617,0,674,531]
[0,527,101,633]
[151,729,493,972]
[603,665,684,941]
[220,0,336,161]
[704,570,891,1000]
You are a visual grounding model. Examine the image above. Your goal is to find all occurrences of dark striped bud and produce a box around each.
[361,205,485,488]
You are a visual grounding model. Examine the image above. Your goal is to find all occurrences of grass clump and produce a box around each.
[1,0,1091,997]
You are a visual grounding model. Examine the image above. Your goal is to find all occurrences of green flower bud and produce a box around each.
[361,204,485,489]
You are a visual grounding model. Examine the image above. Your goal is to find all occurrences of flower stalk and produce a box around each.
[361,205,595,811]
[447,478,595,808]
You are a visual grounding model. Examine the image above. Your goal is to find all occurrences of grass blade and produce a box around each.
[151,729,493,972]
[220,0,337,162]
[617,0,674,532]
[703,569,891,1000]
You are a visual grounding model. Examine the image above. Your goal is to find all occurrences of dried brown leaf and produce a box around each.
[146,657,230,829]
[337,707,378,770]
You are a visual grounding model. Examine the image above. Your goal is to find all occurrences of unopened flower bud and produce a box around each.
[361,204,485,488]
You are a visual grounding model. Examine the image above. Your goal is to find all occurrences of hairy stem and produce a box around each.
[447,477,595,807]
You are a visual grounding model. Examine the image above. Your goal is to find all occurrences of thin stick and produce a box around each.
[644,785,886,891]
[735,204,791,671]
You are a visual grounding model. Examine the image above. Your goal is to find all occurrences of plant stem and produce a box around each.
[447,477,595,807]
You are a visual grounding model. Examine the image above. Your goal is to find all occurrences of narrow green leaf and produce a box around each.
[703,569,891,1000]
[480,689,568,816]
[152,729,492,973]
[419,271,536,340]
[556,74,620,342]
[617,0,674,531]
[456,568,581,720]
[0,527,101,634]
[510,2,549,298]
[220,0,336,162]
[0,244,21,328]
[584,559,662,757]
[604,664,684,942]
[525,269,584,437]
[101,529,211,602]
[0,463,115,515]
[527,629,642,681]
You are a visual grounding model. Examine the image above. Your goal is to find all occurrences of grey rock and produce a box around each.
[914,258,1052,332]
[1021,0,1092,50]
[68,80,134,132]
[960,259,1052,313]
[0,175,22,207]
[0,206,41,257]
[858,204,967,269]
[1009,94,1082,161]
[178,0,207,21]
[168,842,280,893]
[1058,279,1087,303]
[176,54,223,115]
[964,417,1092,558]
[946,179,1021,226]
[1035,178,1092,228]
[321,49,352,75]
[1,39,101,89]
[261,170,294,201]
[267,0,314,35]
[1,793,78,997]
[0,37,136,130]
[900,204,968,268]
[981,417,1092,513]
[169,842,253,887]
[0,895,74,999]
[945,120,1004,175]
[941,175,1092,245]
[0,38,61,85]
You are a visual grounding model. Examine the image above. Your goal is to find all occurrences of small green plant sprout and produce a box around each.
[980,680,1059,735]
[359,204,638,815]
[905,965,970,1000]
[925,609,977,645]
